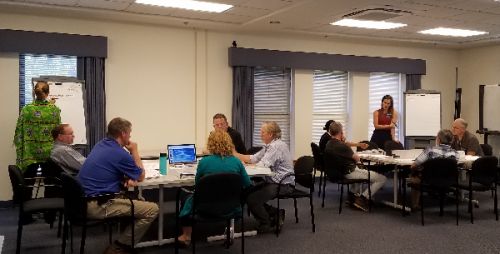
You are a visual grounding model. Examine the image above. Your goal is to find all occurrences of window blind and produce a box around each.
[368,72,404,140]
[19,54,77,110]
[253,67,291,147]
[312,70,349,144]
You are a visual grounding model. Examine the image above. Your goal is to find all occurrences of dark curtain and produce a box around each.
[406,74,422,90]
[77,57,106,156]
[232,66,254,151]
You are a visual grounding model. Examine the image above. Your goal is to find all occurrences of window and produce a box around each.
[253,67,292,147]
[19,54,77,108]
[368,72,404,141]
[312,70,349,143]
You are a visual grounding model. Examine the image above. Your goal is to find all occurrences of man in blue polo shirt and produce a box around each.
[78,117,158,254]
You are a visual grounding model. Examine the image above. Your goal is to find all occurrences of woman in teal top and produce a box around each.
[177,130,251,245]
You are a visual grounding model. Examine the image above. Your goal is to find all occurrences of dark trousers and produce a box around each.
[246,182,294,226]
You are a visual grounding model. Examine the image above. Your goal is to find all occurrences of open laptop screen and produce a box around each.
[168,144,196,164]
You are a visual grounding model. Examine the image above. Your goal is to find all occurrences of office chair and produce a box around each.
[322,154,372,213]
[8,165,64,254]
[275,156,316,236]
[408,158,459,226]
[175,173,246,254]
[60,173,135,254]
[457,156,498,223]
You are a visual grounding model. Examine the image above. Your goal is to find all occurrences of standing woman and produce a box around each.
[370,94,398,150]
[14,81,61,172]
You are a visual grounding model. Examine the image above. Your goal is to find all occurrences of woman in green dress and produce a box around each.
[177,130,252,245]
[14,81,61,172]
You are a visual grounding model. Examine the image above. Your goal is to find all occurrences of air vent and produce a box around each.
[343,8,411,21]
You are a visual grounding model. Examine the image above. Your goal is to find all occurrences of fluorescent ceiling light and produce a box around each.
[419,27,488,37]
[136,0,233,13]
[331,18,407,29]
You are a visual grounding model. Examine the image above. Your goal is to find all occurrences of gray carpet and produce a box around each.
[1,179,500,254]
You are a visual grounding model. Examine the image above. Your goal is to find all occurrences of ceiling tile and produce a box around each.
[77,0,132,11]
[24,0,77,6]
[225,6,271,17]
[126,3,176,16]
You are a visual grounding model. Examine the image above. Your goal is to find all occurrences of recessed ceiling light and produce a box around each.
[419,27,488,37]
[135,0,233,13]
[331,18,407,29]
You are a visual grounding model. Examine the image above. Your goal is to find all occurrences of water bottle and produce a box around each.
[159,153,168,175]
[36,164,42,177]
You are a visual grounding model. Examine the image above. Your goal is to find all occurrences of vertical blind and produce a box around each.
[368,72,404,140]
[312,70,349,144]
[19,53,77,109]
[253,67,291,147]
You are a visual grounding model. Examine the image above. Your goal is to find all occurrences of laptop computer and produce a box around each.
[167,144,197,165]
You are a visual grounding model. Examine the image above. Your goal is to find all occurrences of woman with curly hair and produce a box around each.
[177,130,251,246]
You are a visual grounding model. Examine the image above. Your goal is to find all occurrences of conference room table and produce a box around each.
[358,150,479,213]
[134,160,273,248]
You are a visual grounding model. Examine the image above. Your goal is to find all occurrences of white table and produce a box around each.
[135,161,272,248]
[358,151,479,213]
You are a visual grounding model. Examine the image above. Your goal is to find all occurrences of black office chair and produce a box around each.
[247,146,263,155]
[408,158,459,226]
[175,173,246,254]
[383,140,404,156]
[457,156,498,223]
[275,156,315,236]
[8,165,64,254]
[322,154,372,213]
[356,141,378,152]
[60,173,135,254]
[480,144,493,156]
[311,143,325,197]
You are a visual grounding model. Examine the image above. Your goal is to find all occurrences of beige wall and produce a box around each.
[458,45,500,155]
[0,12,461,200]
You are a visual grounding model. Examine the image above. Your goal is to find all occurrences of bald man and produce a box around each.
[450,118,484,156]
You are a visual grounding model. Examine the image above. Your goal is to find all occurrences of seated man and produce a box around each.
[409,129,459,210]
[78,117,159,254]
[234,121,293,233]
[212,113,246,154]
[50,124,86,175]
[324,122,387,212]
[451,118,484,156]
[319,119,368,152]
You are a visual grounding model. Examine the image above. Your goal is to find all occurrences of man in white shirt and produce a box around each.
[50,124,86,174]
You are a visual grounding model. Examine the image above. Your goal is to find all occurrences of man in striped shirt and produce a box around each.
[235,121,294,233]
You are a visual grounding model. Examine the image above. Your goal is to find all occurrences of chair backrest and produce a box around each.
[193,173,243,218]
[294,156,315,189]
[322,153,345,182]
[480,144,493,156]
[247,146,262,155]
[421,158,458,188]
[310,142,323,172]
[60,173,88,222]
[384,140,404,155]
[357,140,378,152]
[8,165,26,204]
[470,156,499,186]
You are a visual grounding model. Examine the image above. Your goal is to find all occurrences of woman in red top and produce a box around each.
[370,95,399,150]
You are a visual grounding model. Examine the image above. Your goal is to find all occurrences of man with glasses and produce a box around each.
[212,113,246,154]
[50,123,86,174]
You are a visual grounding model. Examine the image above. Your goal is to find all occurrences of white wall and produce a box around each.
[0,11,460,201]
[458,45,500,156]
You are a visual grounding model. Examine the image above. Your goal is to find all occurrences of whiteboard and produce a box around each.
[483,85,500,131]
[33,78,87,145]
[405,93,441,136]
